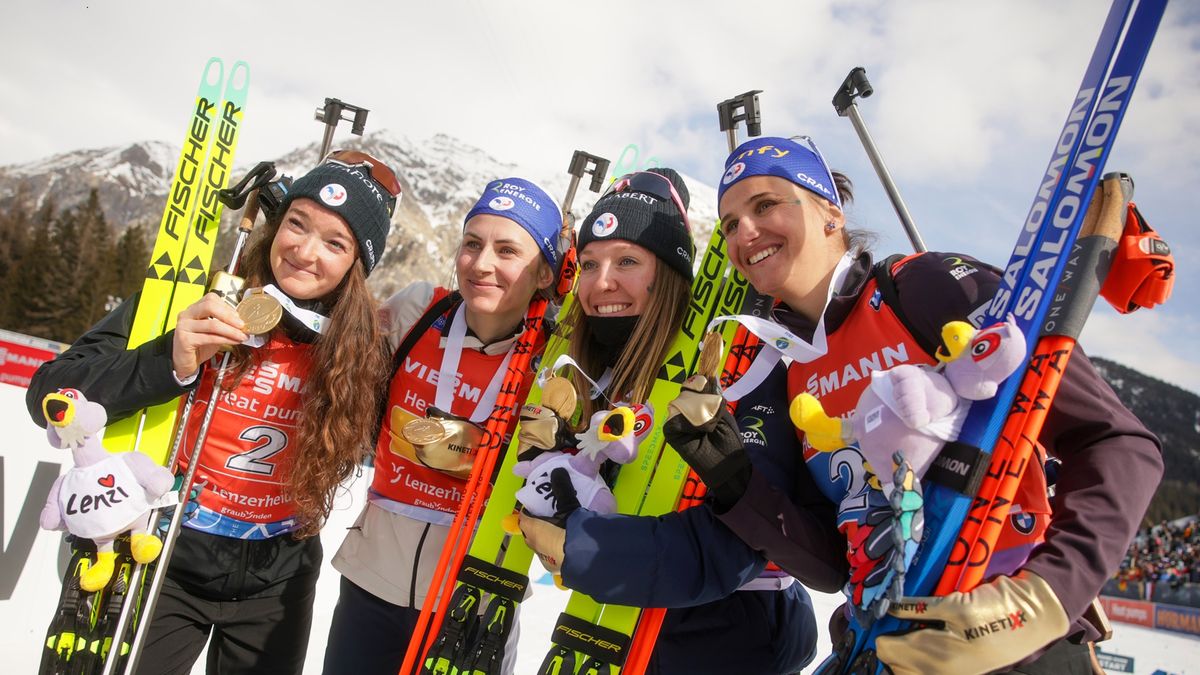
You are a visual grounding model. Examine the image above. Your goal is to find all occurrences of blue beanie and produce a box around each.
[464,178,563,270]
[717,136,842,209]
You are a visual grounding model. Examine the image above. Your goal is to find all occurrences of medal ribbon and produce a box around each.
[436,306,516,424]
[537,354,612,401]
[710,252,856,399]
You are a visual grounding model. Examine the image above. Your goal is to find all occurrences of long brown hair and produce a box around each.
[224,211,389,538]
[564,261,691,421]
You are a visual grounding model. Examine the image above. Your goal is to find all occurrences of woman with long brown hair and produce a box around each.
[518,168,819,674]
[27,152,400,674]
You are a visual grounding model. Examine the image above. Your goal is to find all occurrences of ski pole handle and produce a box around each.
[833,67,927,253]
[718,90,764,153]
[315,97,369,163]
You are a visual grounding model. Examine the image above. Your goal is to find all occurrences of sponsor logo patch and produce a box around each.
[489,196,515,211]
[722,161,746,185]
[319,183,347,207]
[592,213,618,237]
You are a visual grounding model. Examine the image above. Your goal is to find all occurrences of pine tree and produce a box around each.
[0,189,32,328]
[13,198,63,340]
[73,189,115,331]
[112,222,150,308]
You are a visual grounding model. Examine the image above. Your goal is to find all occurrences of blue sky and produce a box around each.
[2,0,1197,391]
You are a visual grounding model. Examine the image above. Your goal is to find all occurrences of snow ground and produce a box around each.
[2,382,1196,674]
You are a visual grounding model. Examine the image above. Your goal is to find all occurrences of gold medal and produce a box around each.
[697,332,724,382]
[401,418,449,445]
[236,289,283,335]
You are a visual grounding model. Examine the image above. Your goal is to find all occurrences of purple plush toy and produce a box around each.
[790,316,1027,621]
[39,389,176,592]
[512,403,652,520]
[790,315,1027,494]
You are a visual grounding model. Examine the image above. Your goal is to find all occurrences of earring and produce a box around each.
[825,221,837,232]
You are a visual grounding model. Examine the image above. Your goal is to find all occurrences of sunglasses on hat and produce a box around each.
[787,135,841,209]
[324,149,403,214]
[603,171,691,232]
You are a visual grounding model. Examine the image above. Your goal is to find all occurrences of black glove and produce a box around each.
[663,403,752,511]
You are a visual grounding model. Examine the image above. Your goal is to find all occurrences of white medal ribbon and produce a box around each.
[537,354,612,400]
[263,284,328,334]
[436,306,516,424]
[241,284,332,348]
[709,252,857,397]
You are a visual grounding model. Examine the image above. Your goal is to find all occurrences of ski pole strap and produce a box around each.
[550,613,632,668]
[457,555,528,603]
[923,440,989,497]
[1101,202,1174,314]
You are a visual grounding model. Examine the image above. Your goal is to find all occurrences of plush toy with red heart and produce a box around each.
[39,389,176,592]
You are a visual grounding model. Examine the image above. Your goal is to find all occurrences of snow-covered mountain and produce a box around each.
[0,132,720,296]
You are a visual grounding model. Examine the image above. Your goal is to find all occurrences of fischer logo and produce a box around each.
[319,183,347,207]
[722,161,746,185]
[489,196,515,211]
[462,563,526,592]
[552,626,623,654]
[164,97,216,241]
[592,213,618,237]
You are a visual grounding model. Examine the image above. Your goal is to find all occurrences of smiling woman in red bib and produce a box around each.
[28,151,401,674]
[324,177,562,675]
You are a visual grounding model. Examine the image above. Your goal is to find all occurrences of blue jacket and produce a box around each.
[558,365,819,674]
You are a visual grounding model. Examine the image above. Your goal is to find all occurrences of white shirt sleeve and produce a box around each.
[378,281,438,352]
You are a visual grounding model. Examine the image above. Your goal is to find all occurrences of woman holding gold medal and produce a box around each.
[324,177,563,675]
[27,151,401,674]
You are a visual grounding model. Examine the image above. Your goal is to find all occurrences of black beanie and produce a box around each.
[281,160,395,275]
[577,167,695,281]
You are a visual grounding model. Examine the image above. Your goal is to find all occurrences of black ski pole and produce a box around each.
[833,67,927,252]
[315,97,369,161]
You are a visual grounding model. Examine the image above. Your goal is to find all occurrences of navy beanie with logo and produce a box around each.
[577,167,695,281]
[282,160,395,275]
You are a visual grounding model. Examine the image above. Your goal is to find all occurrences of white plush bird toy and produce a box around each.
[39,389,176,592]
